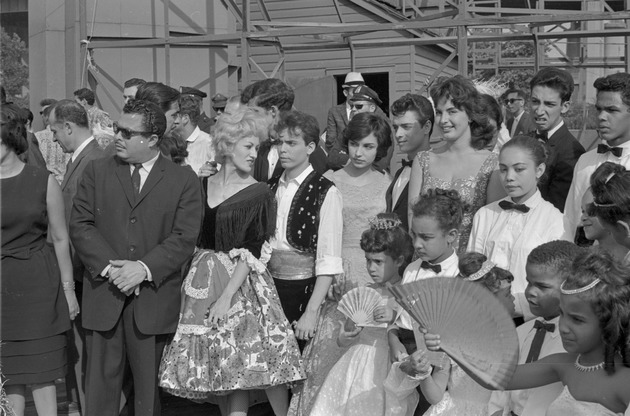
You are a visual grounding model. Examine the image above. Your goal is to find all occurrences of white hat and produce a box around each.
[342,72,365,88]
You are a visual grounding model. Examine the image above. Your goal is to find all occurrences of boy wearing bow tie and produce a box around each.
[563,72,630,241]
[487,241,580,416]
[529,67,585,212]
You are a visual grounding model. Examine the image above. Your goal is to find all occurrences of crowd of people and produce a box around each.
[1,65,630,416]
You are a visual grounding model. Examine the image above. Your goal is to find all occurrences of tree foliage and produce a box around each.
[0,28,29,106]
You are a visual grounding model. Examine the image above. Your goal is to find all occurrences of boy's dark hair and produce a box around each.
[530,67,574,103]
[527,240,584,277]
[275,110,319,146]
[390,93,434,136]
[241,79,294,112]
[505,88,527,100]
[74,88,96,106]
[124,78,147,89]
[593,73,630,109]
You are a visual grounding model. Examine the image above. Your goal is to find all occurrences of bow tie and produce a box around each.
[401,159,413,168]
[535,131,548,142]
[498,200,530,213]
[597,144,623,158]
[534,320,555,332]
[420,261,441,274]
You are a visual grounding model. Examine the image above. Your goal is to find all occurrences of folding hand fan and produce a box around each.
[389,277,518,389]
[337,286,383,327]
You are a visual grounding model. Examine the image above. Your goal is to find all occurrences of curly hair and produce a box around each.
[527,240,584,277]
[241,79,294,112]
[458,252,514,293]
[135,82,180,114]
[429,75,495,150]
[390,93,435,136]
[275,110,320,146]
[177,94,201,125]
[122,99,167,141]
[594,73,630,108]
[590,162,630,226]
[411,188,465,232]
[501,134,549,168]
[360,213,414,275]
[73,88,95,106]
[479,93,503,128]
[562,249,630,374]
[342,112,392,163]
[530,67,574,103]
[1,103,28,154]
[213,108,270,162]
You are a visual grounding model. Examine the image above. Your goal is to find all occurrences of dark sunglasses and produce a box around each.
[505,98,524,104]
[214,107,225,112]
[113,122,151,140]
[350,103,365,110]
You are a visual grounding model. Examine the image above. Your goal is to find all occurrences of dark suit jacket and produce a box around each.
[385,165,410,231]
[70,154,202,335]
[62,139,112,280]
[507,112,537,138]
[325,103,349,164]
[536,123,585,212]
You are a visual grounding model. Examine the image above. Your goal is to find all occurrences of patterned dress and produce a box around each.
[158,182,304,398]
[417,151,498,252]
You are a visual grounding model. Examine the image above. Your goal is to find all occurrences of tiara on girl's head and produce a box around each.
[369,216,402,230]
[605,172,617,184]
[560,278,601,295]
[592,200,617,208]
[464,260,496,281]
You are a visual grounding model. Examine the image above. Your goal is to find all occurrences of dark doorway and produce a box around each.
[334,72,390,116]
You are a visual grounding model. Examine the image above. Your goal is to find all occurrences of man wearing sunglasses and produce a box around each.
[70,99,202,416]
[505,88,536,139]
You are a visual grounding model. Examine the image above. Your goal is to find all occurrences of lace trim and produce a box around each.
[228,248,267,274]
[174,322,213,335]
[183,253,214,299]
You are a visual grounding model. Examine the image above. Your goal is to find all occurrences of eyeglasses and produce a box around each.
[505,98,524,104]
[113,122,151,140]
[349,103,365,110]
[213,107,225,113]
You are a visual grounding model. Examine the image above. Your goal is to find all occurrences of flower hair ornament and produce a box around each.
[463,260,496,281]
[369,216,402,230]
[560,278,601,295]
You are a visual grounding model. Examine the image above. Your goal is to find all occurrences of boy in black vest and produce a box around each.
[268,110,343,349]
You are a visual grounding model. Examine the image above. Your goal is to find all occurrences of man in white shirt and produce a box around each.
[171,94,215,175]
[563,72,630,241]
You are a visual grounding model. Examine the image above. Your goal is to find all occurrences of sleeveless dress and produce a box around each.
[545,386,626,416]
[158,182,304,398]
[288,169,391,416]
[423,363,491,416]
[417,151,498,252]
[1,164,70,385]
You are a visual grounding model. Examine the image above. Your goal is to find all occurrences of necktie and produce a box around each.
[597,144,623,158]
[420,261,441,274]
[498,200,530,213]
[401,159,413,168]
[525,320,555,363]
[131,163,142,198]
[535,131,548,143]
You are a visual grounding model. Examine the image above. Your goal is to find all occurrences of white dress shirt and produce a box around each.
[510,110,525,138]
[563,140,630,241]
[467,190,564,319]
[395,251,459,331]
[184,126,215,175]
[487,316,565,416]
[267,146,280,179]
[270,165,344,276]
[71,136,95,163]
[392,166,411,208]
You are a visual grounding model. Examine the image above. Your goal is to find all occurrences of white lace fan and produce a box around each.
[389,277,519,389]
[338,287,383,327]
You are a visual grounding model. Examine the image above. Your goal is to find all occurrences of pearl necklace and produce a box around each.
[574,354,605,372]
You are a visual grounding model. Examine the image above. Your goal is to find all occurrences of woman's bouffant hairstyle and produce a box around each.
[479,93,504,128]
[590,161,630,225]
[429,75,495,150]
[411,188,465,232]
[342,112,392,163]
[360,213,414,275]
[213,108,270,162]
[561,249,630,374]
[1,103,28,154]
[501,135,549,168]
[458,252,514,293]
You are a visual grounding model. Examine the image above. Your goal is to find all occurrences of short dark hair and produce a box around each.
[135,82,180,114]
[50,99,90,129]
[124,78,146,89]
[39,98,57,108]
[177,95,201,126]
[505,88,527,100]
[241,79,294,112]
[74,88,96,105]
[360,213,414,275]
[391,93,434,136]
[530,67,574,103]
[593,72,630,108]
[458,252,514,293]
[42,105,55,119]
[501,134,548,168]
[590,161,630,225]
[430,75,495,150]
[1,103,28,154]
[342,112,392,163]
[412,188,464,232]
[275,110,319,146]
[122,100,167,143]
[527,240,584,275]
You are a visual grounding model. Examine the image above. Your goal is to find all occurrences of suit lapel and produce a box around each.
[115,158,136,207]
[134,155,166,207]
[61,140,99,190]
[386,166,403,211]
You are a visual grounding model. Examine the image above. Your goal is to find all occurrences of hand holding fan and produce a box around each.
[389,277,518,389]
[337,287,382,327]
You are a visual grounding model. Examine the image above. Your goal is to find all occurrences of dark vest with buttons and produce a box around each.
[268,170,334,253]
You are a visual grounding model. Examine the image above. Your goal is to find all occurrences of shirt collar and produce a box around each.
[136,152,160,171]
[541,119,564,138]
[514,110,525,121]
[437,250,458,268]
[603,139,630,149]
[280,164,313,186]
[186,126,201,143]
[71,136,95,162]
[508,189,543,209]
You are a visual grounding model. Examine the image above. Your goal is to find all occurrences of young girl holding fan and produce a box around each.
[308,214,414,416]
[467,135,565,320]
[427,249,630,415]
